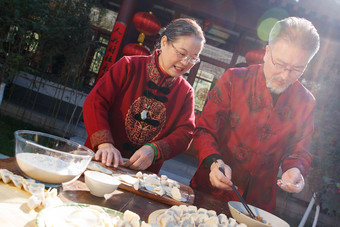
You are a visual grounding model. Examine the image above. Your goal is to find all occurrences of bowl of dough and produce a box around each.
[14,130,94,185]
[228,201,290,227]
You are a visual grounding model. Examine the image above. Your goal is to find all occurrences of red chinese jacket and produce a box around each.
[190,65,314,212]
[83,52,195,173]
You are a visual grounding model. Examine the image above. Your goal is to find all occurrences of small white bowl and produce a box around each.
[228,201,290,227]
[84,170,121,197]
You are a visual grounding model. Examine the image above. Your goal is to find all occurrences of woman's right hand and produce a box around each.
[96,143,123,168]
[209,160,233,191]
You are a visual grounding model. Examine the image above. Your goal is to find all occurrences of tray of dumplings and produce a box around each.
[87,161,195,206]
[148,205,247,227]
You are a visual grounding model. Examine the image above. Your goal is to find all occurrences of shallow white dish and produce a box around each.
[228,201,290,227]
[85,170,121,197]
[35,203,123,227]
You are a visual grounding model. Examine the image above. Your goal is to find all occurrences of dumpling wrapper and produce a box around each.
[87,161,113,175]
[119,174,138,185]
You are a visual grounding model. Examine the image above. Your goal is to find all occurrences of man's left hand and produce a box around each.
[277,167,304,193]
[124,145,154,170]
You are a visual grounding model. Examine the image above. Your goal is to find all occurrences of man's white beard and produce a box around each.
[266,78,291,94]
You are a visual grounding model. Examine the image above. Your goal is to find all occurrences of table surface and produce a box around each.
[0,157,230,222]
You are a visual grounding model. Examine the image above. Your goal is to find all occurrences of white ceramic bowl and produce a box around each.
[14,130,94,185]
[84,170,121,197]
[228,201,290,227]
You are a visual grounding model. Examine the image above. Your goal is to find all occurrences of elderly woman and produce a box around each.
[83,18,205,173]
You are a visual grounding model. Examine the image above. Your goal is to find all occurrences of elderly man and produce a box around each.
[190,17,320,212]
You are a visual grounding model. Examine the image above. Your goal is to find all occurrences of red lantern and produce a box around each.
[245,49,265,65]
[122,43,150,56]
[133,11,161,36]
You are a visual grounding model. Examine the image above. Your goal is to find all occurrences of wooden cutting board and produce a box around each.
[0,182,38,227]
[90,161,195,206]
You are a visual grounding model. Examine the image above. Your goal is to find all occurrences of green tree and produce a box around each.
[0,0,98,84]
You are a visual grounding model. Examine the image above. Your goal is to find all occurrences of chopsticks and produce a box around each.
[212,158,256,219]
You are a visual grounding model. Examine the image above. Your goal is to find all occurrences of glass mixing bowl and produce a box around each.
[14,130,94,185]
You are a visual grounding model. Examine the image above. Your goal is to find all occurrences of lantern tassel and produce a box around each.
[137,32,145,44]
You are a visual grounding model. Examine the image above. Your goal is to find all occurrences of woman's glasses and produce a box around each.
[171,43,200,64]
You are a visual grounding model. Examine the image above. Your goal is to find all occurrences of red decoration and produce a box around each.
[133,11,161,36]
[122,43,150,56]
[245,48,265,65]
[97,22,126,82]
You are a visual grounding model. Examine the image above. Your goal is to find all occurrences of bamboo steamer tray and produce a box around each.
[0,181,38,227]
[90,161,195,206]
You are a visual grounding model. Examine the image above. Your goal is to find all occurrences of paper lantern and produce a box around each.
[122,43,150,56]
[245,49,265,65]
[133,11,161,36]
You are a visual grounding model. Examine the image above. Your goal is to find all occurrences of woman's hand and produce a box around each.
[209,159,233,191]
[277,167,304,193]
[96,143,123,168]
[124,145,154,170]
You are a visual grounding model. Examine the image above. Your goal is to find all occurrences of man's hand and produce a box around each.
[209,159,233,191]
[96,143,123,168]
[124,145,154,170]
[277,167,304,193]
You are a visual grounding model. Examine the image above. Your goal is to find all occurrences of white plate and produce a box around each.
[36,203,123,227]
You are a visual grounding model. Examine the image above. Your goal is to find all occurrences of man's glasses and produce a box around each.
[171,43,200,64]
[269,46,306,76]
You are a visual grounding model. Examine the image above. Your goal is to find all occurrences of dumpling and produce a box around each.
[1,170,13,184]
[10,175,24,189]
[133,179,140,191]
[218,213,228,225]
[168,205,182,219]
[123,210,140,223]
[195,213,209,224]
[116,219,132,227]
[204,216,219,225]
[160,175,168,181]
[178,217,194,227]
[179,205,189,215]
[228,217,238,227]
[197,208,208,215]
[28,182,45,198]
[26,195,42,210]
[22,178,36,192]
[136,171,143,179]
[187,205,197,214]
[157,213,176,227]
[170,187,182,201]
[207,210,217,217]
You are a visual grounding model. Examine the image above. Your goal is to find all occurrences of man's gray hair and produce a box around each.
[269,17,320,58]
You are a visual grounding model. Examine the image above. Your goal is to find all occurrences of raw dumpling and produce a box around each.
[10,175,24,189]
[229,217,238,227]
[133,179,140,191]
[218,213,228,225]
[157,213,176,227]
[207,210,217,217]
[170,187,182,201]
[1,170,13,184]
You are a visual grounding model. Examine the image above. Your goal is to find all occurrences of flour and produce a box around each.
[16,153,80,184]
